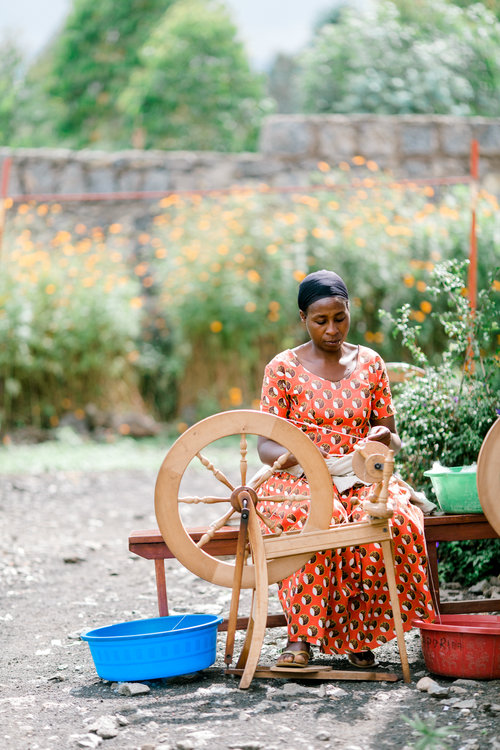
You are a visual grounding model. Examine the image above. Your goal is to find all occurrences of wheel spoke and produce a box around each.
[249,451,292,490]
[196,507,236,548]
[196,452,234,491]
[179,495,230,504]
[255,507,282,535]
[240,433,248,486]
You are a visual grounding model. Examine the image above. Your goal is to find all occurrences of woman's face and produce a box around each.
[300,296,350,354]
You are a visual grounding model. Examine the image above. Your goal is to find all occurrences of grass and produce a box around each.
[0,428,258,475]
[0,430,174,475]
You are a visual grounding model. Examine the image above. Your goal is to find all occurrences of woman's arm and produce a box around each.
[257,435,300,468]
[366,415,402,455]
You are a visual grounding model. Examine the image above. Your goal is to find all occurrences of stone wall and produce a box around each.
[2,115,500,201]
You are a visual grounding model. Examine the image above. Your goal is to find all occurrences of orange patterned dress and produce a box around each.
[257,346,435,655]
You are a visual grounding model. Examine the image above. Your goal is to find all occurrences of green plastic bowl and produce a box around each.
[423,465,481,514]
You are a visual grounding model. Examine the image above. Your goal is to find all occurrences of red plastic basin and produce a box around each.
[413,614,500,680]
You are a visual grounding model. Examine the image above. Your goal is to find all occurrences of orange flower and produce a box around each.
[210,320,223,332]
[293,270,306,282]
[130,297,143,309]
[229,387,243,406]
[352,155,366,165]
[420,301,432,314]
[45,283,56,295]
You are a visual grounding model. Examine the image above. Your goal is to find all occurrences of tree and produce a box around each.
[43,0,176,147]
[118,0,269,151]
[299,0,500,117]
[0,35,24,145]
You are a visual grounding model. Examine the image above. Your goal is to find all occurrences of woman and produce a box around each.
[257,269,435,668]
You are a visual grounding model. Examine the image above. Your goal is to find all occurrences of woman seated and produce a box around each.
[257,269,435,668]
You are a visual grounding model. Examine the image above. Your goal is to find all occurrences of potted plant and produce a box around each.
[383,259,499,506]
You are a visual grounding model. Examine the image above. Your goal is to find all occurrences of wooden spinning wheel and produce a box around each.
[477,417,500,536]
[155,410,334,589]
[155,409,410,689]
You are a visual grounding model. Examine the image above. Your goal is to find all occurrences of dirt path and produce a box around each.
[1,469,499,750]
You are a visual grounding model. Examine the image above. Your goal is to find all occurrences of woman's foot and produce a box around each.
[347,649,375,668]
[276,641,311,668]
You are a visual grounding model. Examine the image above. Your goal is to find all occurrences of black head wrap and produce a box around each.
[298,270,349,312]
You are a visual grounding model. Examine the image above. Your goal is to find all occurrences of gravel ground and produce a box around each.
[1,468,499,750]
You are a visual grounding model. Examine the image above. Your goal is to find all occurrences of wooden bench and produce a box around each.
[129,513,499,624]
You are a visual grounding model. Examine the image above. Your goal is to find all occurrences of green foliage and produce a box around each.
[403,713,455,750]
[437,538,500,586]
[118,0,269,151]
[299,0,500,116]
[13,0,267,151]
[42,0,175,147]
[386,259,499,492]
[0,35,24,144]
[0,219,143,430]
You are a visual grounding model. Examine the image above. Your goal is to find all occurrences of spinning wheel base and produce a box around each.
[225,666,399,682]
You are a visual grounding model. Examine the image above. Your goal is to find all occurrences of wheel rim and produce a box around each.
[155,410,334,588]
[477,417,500,536]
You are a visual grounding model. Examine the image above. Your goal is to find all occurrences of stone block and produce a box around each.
[86,166,116,194]
[357,119,396,158]
[56,161,85,195]
[401,159,434,178]
[259,116,316,156]
[441,120,473,156]
[400,123,438,156]
[116,169,145,193]
[142,168,172,192]
[318,121,357,160]
[22,160,57,194]
[474,122,500,155]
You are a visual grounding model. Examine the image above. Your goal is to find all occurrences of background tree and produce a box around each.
[299,0,500,116]
[42,0,176,148]
[0,35,24,145]
[118,0,270,151]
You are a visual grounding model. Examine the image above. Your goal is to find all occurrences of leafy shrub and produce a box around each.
[386,259,499,492]
[141,171,499,420]
[0,212,143,430]
[299,0,500,116]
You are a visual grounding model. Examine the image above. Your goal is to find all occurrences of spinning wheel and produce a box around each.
[477,417,500,536]
[155,410,334,588]
[155,410,410,688]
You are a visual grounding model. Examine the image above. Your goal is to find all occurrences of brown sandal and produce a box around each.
[276,646,311,668]
[347,650,375,668]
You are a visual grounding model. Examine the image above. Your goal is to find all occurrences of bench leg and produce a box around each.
[426,542,441,614]
[154,559,169,616]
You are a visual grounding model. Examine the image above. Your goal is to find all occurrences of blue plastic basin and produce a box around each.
[80,613,223,681]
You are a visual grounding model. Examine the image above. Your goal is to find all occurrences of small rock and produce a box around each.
[176,741,195,750]
[468,580,488,594]
[452,678,481,687]
[72,734,102,749]
[115,714,129,726]
[282,682,310,696]
[416,676,449,697]
[316,730,330,741]
[450,699,477,710]
[482,703,500,714]
[117,682,151,696]
[88,715,119,739]
[47,674,66,682]
[450,685,467,694]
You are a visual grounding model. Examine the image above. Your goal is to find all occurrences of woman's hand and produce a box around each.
[366,425,392,447]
